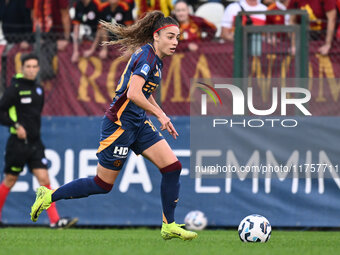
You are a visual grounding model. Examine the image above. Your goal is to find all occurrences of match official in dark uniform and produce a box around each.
[0,53,77,228]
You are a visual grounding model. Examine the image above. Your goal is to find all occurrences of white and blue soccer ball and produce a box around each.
[238,214,271,243]
[184,210,208,231]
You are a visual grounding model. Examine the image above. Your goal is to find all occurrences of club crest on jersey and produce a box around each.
[113,146,129,158]
[141,64,150,76]
[36,87,43,95]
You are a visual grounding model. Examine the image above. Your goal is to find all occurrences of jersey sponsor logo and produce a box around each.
[20,97,32,104]
[36,87,43,95]
[113,146,129,158]
[141,64,150,76]
[41,158,48,165]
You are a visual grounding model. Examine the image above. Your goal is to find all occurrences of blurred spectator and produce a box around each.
[83,0,133,59]
[124,0,135,9]
[136,0,173,18]
[221,0,267,41]
[26,0,71,51]
[266,0,289,25]
[262,0,274,6]
[336,0,340,40]
[288,0,337,55]
[265,0,289,44]
[26,0,71,81]
[0,0,32,48]
[173,0,216,51]
[72,0,102,63]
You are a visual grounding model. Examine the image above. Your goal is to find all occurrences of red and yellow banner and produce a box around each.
[5,41,340,116]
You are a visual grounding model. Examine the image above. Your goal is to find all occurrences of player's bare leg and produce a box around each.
[96,164,121,185]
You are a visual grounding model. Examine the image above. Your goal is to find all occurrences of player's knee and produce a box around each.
[94,175,113,193]
[3,174,18,189]
[160,160,182,174]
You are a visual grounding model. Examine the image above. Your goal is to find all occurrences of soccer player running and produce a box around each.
[0,53,78,228]
[31,11,197,240]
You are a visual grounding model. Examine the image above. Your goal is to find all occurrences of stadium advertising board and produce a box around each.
[1,117,340,227]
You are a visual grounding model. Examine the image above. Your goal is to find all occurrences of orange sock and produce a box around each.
[44,185,60,224]
[0,183,11,220]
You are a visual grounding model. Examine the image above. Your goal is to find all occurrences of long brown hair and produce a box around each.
[100,11,179,57]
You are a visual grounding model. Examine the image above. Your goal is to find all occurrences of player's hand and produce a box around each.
[71,51,79,63]
[318,43,331,55]
[99,48,108,59]
[19,41,30,49]
[158,113,179,139]
[16,125,27,140]
[83,48,95,58]
[57,39,69,51]
[188,42,199,52]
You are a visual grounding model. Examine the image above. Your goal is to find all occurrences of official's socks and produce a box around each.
[0,183,10,220]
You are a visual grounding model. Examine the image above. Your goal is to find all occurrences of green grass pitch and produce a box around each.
[1,228,339,255]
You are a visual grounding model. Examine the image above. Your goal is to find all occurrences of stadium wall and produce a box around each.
[1,116,340,227]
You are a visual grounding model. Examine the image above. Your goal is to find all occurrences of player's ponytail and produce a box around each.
[100,11,179,57]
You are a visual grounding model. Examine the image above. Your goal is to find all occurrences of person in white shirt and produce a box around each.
[221,0,267,41]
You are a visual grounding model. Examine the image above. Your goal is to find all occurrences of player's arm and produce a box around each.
[221,27,234,41]
[0,86,18,127]
[71,3,82,62]
[148,94,162,112]
[220,5,234,41]
[71,23,80,62]
[60,8,71,41]
[200,18,216,41]
[289,14,297,55]
[127,75,178,139]
[83,27,102,57]
[0,86,27,139]
[319,9,336,55]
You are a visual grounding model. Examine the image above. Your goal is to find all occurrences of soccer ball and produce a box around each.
[184,210,208,231]
[238,214,271,243]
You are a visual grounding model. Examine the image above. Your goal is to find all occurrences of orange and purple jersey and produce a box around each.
[105,43,163,130]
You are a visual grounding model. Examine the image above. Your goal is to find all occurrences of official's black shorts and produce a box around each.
[4,135,48,175]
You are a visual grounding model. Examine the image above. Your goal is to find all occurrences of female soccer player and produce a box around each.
[31,10,197,241]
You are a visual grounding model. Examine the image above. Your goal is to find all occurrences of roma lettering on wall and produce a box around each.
[5,42,340,116]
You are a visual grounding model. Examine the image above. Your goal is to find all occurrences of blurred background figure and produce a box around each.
[0,0,32,48]
[71,0,101,63]
[0,53,78,229]
[288,0,337,55]
[83,0,134,59]
[25,0,71,81]
[26,0,71,51]
[221,0,267,41]
[265,0,290,44]
[135,0,173,18]
[173,0,216,51]
[266,0,290,25]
